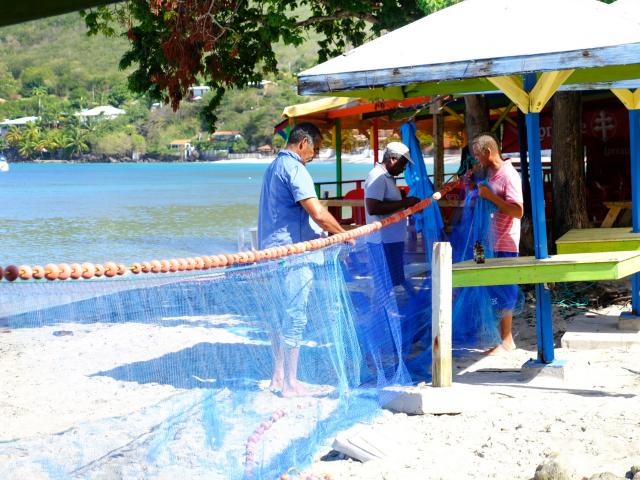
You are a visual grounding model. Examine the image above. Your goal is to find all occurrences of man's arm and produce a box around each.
[299,197,347,235]
[366,196,420,216]
[477,185,524,219]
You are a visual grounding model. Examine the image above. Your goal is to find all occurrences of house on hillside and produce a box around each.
[249,80,276,93]
[188,86,211,101]
[0,116,40,136]
[168,139,194,160]
[208,130,244,152]
[257,144,274,155]
[75,105,126,121]
[210,130,242,142]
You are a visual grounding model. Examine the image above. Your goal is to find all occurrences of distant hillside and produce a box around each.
[0,11,324,154]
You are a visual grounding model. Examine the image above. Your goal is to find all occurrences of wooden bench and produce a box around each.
[601,201,632,228]
[556,227,640,254]
[452,251,640,287]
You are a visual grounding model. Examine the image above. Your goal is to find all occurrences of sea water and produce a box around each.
[0,161,380,266]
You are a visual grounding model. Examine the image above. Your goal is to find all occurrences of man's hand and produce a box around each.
[403,196,421,208]
[477,184,523,219]
[477,184,495,201]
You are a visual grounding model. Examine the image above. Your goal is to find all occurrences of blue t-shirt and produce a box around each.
[258,150,319,249]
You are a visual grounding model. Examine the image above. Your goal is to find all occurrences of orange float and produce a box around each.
[104,262,118,278]
[44,263,59,281]
[18,265,32,281]
[58,263,71,280]
[81,263,95,279]
[94,264,105,277]
[32,265,45,280]
[70,263,82,280]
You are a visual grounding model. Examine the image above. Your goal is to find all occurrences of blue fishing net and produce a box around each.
[400,121,445,266]
[0,182,521,478]
[0,223,433,480]
[449,181,524,348]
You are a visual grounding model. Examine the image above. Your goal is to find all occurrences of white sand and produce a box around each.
[304,282,640,480]
[2,282,639,479]
[212,150,463,166]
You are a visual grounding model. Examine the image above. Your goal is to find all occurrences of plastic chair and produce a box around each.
[341,188,366,225]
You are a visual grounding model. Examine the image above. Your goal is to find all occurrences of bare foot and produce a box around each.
[484,340,517,356]
[502,338,517,351]
[269,376,284,393]
[485,344,509,356]
[281,381,332,398]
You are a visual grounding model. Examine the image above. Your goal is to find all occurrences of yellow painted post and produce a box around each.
[529,70,575,112]
[487,75,530,113]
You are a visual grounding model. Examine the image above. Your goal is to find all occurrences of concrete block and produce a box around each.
[521,358,567,382]
[561,330,640,349]
[381,383,485,415]
[561,314,640,349]
[619,312,640,331]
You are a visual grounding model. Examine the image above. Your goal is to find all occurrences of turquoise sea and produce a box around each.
[0,161,381,266]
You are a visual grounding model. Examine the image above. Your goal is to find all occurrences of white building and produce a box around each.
[75,105,126,121]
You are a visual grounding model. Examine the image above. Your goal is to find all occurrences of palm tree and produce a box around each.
[16,122,42,159]
[37,129,64,158]
[31,86,48,117]
[63,125,90,158]
[5,125,22,147]
[18,137,38,159]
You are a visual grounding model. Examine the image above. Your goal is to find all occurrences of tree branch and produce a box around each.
[295,9,378,28]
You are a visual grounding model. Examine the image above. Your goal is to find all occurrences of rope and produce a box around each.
[0,176,460,282]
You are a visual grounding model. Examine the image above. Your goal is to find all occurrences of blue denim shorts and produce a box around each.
[280,265,313,348]
[487,251,519,311]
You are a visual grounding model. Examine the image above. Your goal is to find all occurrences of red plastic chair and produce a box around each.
[341,188,366,225]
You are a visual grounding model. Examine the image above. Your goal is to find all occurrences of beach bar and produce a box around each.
[297,0,640,365]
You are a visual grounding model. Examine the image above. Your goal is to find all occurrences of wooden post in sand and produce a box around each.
[432,242,452,387]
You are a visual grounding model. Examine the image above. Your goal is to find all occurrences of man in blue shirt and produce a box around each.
[258,122,346,397]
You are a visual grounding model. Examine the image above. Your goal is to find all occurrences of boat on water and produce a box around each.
[0,156,8,172]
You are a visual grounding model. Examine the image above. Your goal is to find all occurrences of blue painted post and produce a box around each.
[630,109,640,313]
[524,74,554,363]
[335,120,342,198]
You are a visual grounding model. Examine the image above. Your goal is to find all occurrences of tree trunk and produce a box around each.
[551,91,590,248]
[433,97,444,190]
[464,94,490,142]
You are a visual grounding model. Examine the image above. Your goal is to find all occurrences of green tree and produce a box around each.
[4,126,23,148]
[231,137,249,153]
[83,1,429,131]
[30,85,48,117]
[20,66,55,96]
[0,62,20,99]
[63,125,90,157]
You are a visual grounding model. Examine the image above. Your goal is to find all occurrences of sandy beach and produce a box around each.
[1,278,638,479]
[214,150,463,166]
[303,280,640,480]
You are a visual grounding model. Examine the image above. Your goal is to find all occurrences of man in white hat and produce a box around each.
[364,141,420,287]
